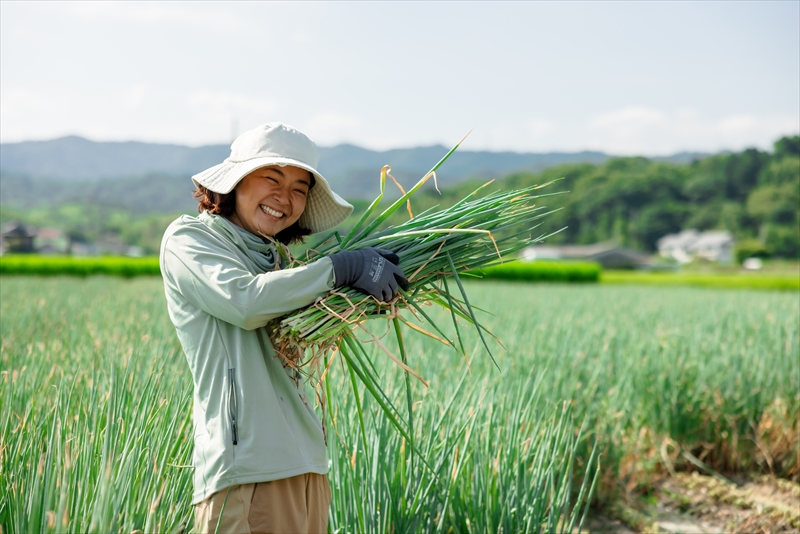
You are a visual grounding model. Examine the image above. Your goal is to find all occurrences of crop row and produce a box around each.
[1,277,796,532]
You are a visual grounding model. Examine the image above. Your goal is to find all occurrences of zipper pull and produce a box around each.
[232,422,238,445]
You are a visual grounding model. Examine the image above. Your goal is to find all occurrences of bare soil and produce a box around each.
[577,474,800,534]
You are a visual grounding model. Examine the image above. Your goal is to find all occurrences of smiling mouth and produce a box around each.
[260,205,284,218]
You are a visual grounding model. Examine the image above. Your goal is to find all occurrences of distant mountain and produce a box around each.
[0,136,709,206]
[0,173,198,215]
[0,136,231,182]
[316,143,618,198]
[650,152,713,165]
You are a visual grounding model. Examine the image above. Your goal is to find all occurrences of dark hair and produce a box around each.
[192,185,312,245]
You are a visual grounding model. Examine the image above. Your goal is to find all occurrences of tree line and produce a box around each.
[418,135,799,259]
[2,136,798,259]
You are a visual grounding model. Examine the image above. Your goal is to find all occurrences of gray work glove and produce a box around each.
[329,247,409,302]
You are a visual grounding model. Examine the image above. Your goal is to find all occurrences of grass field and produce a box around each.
[602,270,800,291]
[1,277,798,532]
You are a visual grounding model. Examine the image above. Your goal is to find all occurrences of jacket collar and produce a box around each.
[198,211,279,272]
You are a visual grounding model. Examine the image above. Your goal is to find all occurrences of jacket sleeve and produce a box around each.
[161,223,335,330]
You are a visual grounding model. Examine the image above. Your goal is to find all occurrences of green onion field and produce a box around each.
[1,276,798,532]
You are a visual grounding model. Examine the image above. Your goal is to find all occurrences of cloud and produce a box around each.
[589,106,665,136]
[54,2,247,32]
[584,107,799,155]
[188,91,276,118]
[122,85,148,110]
[304,113,363,145]
[0,89,53,119]
[459,109,798,155]
[527,119,555,137]
[0,86,278,144]
[189,91,275,111]
[0,89,57,141]
[470,118,557,152]
[2,85,797,154]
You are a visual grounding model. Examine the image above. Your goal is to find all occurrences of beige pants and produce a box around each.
[194,473,331,534]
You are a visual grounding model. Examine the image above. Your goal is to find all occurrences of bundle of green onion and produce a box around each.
[267,136,563,450]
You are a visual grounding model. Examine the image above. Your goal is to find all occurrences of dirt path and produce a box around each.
[577,474,800,533]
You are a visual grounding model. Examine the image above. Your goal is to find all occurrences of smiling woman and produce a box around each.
[229,165,313,238]
[192,165,316,245]
[159,122,410,533]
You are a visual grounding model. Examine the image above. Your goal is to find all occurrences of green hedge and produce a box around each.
[1,256,602,282]
[602,271,799,291]
[5,255,794,291]
[0,255,161,277]
[471,260,601,283]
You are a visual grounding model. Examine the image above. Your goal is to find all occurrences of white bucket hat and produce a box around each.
[192,122,353,234]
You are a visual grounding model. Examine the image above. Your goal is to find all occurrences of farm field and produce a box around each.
[3,254,800,291]
[1,277,798,533]
[601,270,800,291]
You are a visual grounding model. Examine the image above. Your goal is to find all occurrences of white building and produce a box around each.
[657,230,734,264]
[688,231,735,263]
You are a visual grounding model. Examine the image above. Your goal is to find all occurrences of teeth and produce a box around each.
[260,205,284,218]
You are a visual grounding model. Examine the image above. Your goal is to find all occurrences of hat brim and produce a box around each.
[192,157,353,235]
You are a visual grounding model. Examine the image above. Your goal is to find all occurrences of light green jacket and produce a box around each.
[160,212,334,505]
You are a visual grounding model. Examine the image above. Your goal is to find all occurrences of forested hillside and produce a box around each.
[1,137,797,258]
[409,136,799,257]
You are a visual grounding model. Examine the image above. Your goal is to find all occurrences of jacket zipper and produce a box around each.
[228,368,238,445]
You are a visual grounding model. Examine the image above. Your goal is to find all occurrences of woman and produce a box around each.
[160,122,408,533]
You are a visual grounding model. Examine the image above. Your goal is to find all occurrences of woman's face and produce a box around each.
[228,165,312,237]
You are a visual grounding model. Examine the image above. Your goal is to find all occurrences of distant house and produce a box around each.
[1,221,37,253]
[688,231,735,263]
[0,223,143,256]
[61,237,142,257]
[96,235,139,256]
[657,230,734,264]
[657,230,699,264]
[34,228,69,255]
[1,223,73,255]
[521,242,650,270]
[70,242,98,256]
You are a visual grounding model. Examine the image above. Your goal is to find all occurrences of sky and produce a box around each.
[1,1,798,155]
